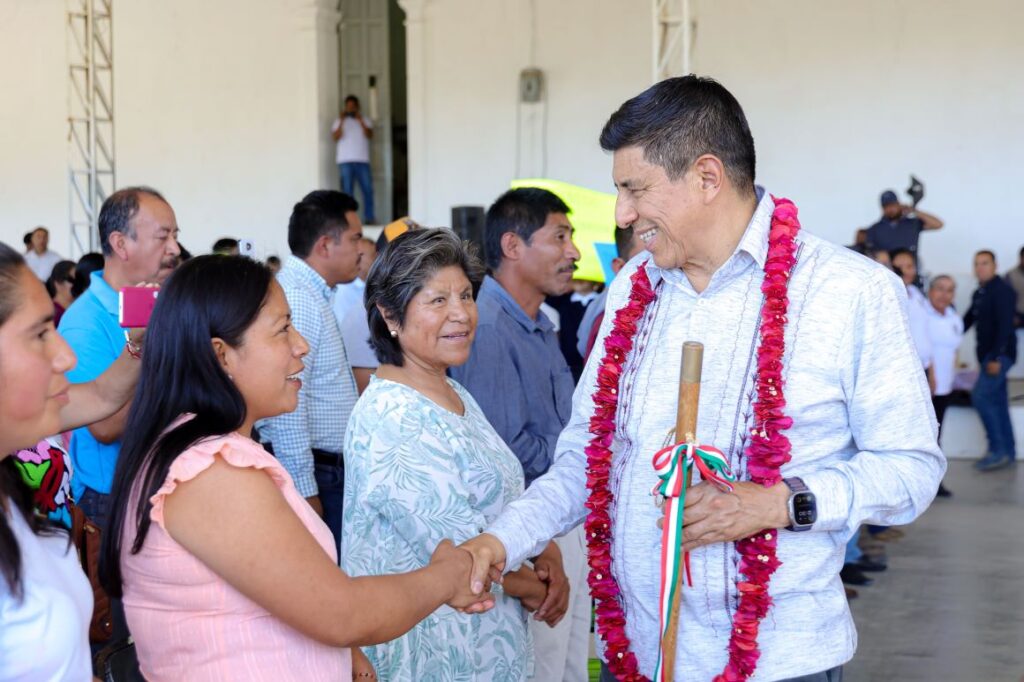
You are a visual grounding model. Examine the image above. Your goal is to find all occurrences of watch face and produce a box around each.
[792,492,817,526]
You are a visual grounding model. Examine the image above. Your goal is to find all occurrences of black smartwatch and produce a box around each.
[784,477,817,532]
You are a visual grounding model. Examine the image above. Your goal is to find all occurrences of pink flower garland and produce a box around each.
[585,198,801,682]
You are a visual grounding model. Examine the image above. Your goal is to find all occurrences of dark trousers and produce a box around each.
[314,458,345,561]
[78,487,131,656]
[263,442,346,560]
[599,663,843,682]
[933,393,951,430]
[77,486,114,534]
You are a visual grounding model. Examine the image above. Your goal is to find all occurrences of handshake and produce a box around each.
[431,534,570,628]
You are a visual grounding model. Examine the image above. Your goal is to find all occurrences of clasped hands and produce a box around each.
[659,480,791,551]
[437,535,570,627]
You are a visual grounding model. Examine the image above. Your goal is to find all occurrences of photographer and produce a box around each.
[865,188,943,256]
[331,95,376,224]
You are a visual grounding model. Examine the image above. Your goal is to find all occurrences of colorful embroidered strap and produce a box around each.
[651,442,737,682]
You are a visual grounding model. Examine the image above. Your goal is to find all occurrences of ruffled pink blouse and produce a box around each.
[120,430,351,681]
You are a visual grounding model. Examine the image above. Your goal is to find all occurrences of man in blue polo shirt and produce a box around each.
[864,189,944,257]
[451,187,589,682]
[59,186,181,531]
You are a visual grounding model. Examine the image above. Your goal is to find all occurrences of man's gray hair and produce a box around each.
[928,274,955,290]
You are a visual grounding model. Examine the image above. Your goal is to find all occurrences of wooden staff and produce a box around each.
[661,341,703,681]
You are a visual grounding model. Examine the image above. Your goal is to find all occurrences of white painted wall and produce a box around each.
[0,0,340,262]
[3,0,1021,307]
[402,0,653,227]
[690,0,1023,306]
[0,0,68,252]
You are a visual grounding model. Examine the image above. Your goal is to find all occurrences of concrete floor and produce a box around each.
[846,459,1024,682]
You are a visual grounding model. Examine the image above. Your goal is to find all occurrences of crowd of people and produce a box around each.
[837,196,1022,594]
[0,74,1016,682]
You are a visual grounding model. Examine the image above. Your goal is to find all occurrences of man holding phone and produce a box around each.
[59,186,181,531]
[331,95,375,224]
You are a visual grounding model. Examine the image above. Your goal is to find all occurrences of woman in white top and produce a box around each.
[0,242,143,681]
[892,249,935,389]
[925,275,964,498]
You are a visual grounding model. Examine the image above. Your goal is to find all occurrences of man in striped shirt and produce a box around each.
[258,190,363,555]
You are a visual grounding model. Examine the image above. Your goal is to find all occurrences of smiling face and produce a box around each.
[217,281,309,424]
[612,145,706,270]
[0,268,77,454]
[393,265,478,373]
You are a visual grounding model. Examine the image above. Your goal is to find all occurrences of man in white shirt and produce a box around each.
[926,275,963,498]
[332,236,378,393]
[463,75,944,681]
[24,226,63,281]
[331,95,376,224]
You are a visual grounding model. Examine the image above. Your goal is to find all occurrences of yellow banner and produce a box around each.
[510,178,618,283]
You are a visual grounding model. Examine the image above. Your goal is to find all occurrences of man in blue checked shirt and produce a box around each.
[257,190,363,555]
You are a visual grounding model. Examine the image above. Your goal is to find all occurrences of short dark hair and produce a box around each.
[72,252,104,298]
[98,186,167,255]
[365,228,484,367]
[345,95,360,107]
[287,190,359,258]
[599,75,756,196]
[45,260,77,298]
[266,255,281,266]
[101,255,274,598]
[32,226,48,236]
[212,238,239,254]
[976,249,996,262]
[484,188,570,270]
[890,248,915,262]
[22,233,32,248]
[614,226,636,259]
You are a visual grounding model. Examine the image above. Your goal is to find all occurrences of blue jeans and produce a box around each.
[314,461,345,561]
[339,162,375,223]
[972,357,1017,458]
[77,486,113,534]
[845,528,863,564]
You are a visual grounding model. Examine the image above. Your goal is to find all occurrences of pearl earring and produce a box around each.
[390,330,398,338]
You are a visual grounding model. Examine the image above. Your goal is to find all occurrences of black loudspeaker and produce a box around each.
[451,205,487,262]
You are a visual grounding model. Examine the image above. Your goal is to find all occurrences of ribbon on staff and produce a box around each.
[651,441,737,682]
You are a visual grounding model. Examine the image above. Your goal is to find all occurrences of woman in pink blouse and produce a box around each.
[100,255,492,681]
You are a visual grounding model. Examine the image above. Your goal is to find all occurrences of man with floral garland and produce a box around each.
[462,76,945,682]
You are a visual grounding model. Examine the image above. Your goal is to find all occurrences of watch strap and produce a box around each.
[784,477,814,531]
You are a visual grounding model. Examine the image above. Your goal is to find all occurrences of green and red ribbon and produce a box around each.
[651,442,737,682]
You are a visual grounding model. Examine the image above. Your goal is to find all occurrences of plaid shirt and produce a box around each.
[257,256,358,496]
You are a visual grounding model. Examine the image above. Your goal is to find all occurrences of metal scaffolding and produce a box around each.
[653,0,691,82]
[67,0,115,255]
